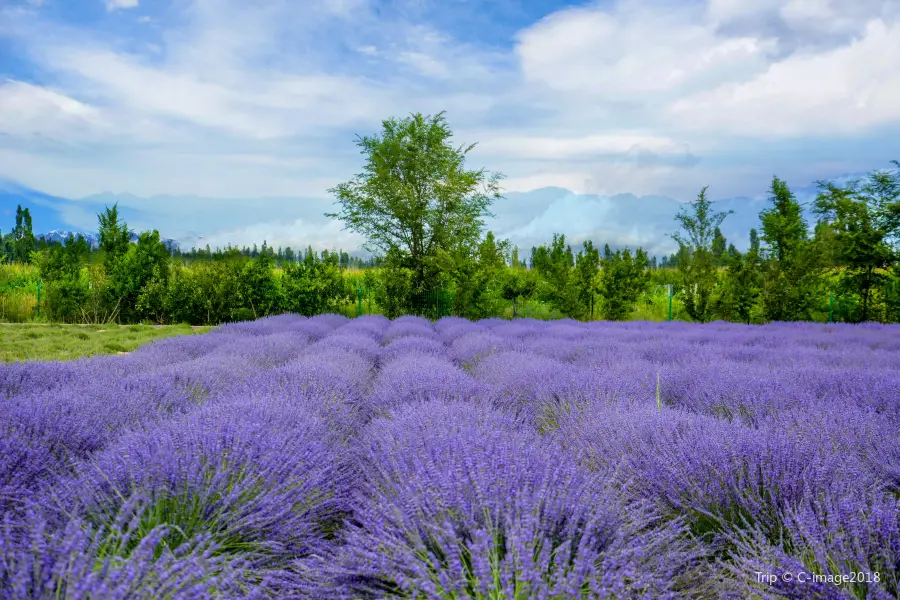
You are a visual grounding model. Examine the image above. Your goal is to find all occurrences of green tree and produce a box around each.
[672,186,732,322]
[749,228,760,254]
[813,161,900,322]
[197,261,246,323]
[574,240,600,319]
[715,243,762,324]
[597,246,651,321]
[375,247,414,319]
[98,204,131,269]
[500,268,537,318]
[759,176,817,321]
[326,111,504,295]
[432,231,508,319]
[761,177,807,263]
[281,250,346,317]
[137,263,207,325]
[711,226,727,266]
[0,229,9,263]
[510,246,522,269]
[107,231,171,322]
[12,205,36,263]
[36,234,92,322]
[237,253,281,319]
[532,234,577,316]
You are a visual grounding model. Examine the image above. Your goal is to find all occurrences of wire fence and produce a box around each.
[349,286,458,320]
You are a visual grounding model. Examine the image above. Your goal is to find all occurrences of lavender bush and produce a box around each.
[1,315,899,599]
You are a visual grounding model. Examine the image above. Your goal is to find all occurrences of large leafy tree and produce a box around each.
[672,186,732,323]
[813,161,900,322]
[327,111,504,293]
[759,176,818,321]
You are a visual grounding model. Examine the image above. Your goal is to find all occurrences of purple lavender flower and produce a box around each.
[4,315,900,599]
[305,401,698,599]
[448,331,511,367]
[379,336,448,365]
[67,401,349,569]
[367,354,482,412]
[0,499,251,600]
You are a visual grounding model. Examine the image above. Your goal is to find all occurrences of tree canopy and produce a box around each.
[326,111,504,291]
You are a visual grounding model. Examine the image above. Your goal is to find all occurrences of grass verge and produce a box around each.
[0,323,212,362]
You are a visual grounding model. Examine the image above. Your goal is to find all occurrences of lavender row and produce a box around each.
[2,314,899,598]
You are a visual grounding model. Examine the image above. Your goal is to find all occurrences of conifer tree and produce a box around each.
[759,177,817,321]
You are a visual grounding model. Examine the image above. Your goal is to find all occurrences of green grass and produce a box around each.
[0,322,212,362]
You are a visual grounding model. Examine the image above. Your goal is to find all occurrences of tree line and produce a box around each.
[3,112,899,325]
[174,243,373,269]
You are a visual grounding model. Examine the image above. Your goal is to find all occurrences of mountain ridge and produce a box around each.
[1,170,873,258]
[37,229,180,252]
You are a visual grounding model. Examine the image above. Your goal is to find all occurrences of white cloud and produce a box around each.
[105,0,139,12]
[708,0,897,33]
[512,0,900,142]
[196,218,365,253]
[477,133,693,161]
[1,0,899,243]
[0,79,103,139]
[706,0,782,23]
[396,51,450,78]
[669,19,900,136]
[515,3,776,97]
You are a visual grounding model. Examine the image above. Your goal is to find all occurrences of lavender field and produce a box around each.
[2,314,899,599]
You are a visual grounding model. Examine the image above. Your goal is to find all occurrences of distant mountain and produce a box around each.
[2,169,874,259]
[38,230,100,248]
[37,229,180,252]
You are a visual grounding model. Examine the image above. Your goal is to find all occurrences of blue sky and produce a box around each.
[1,0,899,255]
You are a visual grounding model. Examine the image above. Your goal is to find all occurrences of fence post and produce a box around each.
[667,284,673,321]
[434,287,443,321]
[37,280,42,320]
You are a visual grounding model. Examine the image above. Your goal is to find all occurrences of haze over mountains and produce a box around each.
[0,173,848,259]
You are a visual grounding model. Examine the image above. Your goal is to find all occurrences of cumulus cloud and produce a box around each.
[514,0,900,138]
[669,19,900,136]
[515,3,775,98]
